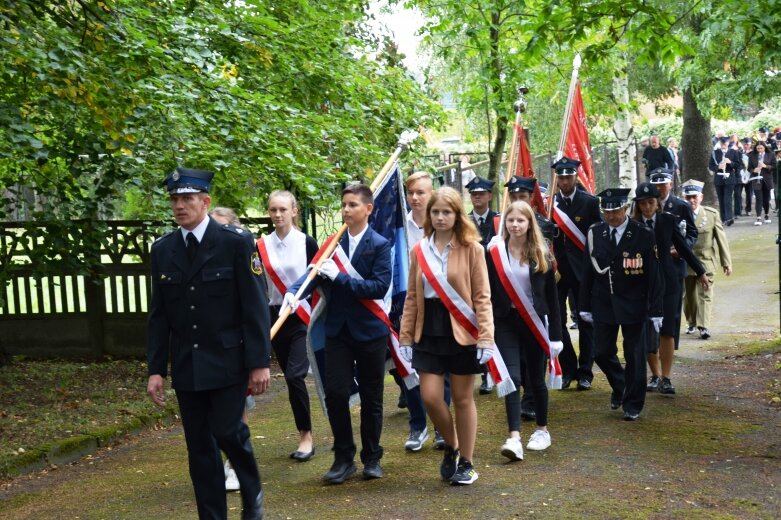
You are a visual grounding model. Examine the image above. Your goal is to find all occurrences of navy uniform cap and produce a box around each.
[633,182,660,201]
[740,137,752,144]
[466,176,495,192]
[758,127,769,133]
[504,176,536,193]
[551,156,580,176]
[681,179,704,196]
[718,136,730,144]
[597,188,631,211]
[648,167,673,184]
[164,167,214,194]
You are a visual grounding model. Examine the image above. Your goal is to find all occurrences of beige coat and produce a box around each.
[688,205,732,275]
[399,239,494,348]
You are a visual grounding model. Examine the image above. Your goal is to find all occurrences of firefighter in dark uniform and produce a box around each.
[647,168,697,351]
[579,189,663,421]
[467,176,499,245]
[550,157,602,390]
[504,175,556,240]
[467,176,498,394]
[147,167,271,520]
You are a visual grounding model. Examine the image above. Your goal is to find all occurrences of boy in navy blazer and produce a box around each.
[288,183,392,484]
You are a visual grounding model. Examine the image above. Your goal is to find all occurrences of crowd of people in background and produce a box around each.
[146,119,780,515]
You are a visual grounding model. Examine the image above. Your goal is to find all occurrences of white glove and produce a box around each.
[282,292,299,312]
[650,316,663,333]
[488,235,503,249]
[579,311,593,323]
[476,347,494,365]
[399,345,413,363]
[549,341,563,358]
[317,259,340,280]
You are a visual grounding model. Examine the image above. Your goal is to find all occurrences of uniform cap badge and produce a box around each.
[172,171,180,181]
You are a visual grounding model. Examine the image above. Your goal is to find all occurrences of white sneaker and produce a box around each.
[764,216,771,223]
[755,218,762,226]
[500,437,524,461]
[404,427,429,452]
[224,461,240,492]
[527,430,551,451]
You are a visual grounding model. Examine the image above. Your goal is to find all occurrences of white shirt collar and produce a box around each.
[180,215,210,244]
[406,211,425,247]
[609,216,630,243]
[561,189,577,202]
[348,224,369,257]
[473,209,490,221]
[270,227,302,248]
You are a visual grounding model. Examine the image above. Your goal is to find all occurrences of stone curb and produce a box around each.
[0,408,178,478]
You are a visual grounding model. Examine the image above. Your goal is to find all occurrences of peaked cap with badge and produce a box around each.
[597,188,631,211]
[505,175,537,193]
[466,176,495,192]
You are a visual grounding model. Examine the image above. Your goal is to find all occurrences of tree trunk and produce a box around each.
[486,9,507,209]
[612,66,636,189]
[681,86,715,205]
[488,115,509,206]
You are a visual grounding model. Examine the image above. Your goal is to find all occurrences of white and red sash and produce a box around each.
[414,241,516,398]
[487,241,563,389]
[319,235,418,389]
[552,199,586,252]
[256,236,314,325]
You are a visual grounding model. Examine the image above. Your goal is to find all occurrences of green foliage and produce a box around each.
[0,0,444,279]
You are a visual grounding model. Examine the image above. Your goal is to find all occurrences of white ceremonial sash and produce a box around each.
[330,244,419,389]
[553,200,586,252]
[414,242,516,398]
[488,241,563,390]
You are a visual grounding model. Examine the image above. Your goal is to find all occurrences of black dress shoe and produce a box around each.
[561,377,572,389]
[290,447,315,462]
[520,409,537,421]
[241,490,264,520]
[478,381,493,395]
[623,411,640,421]
[576,378,592,391]
[610,393,622,410]
[362,461,383,480]
[323,461,356,484]
[397,391,407,409]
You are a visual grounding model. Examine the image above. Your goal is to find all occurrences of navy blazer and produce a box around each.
[709,148,741,186]
[486,249,562,342]
[290,227,392,342]
[147,218,272,391]
[580,220,664,325]
[552,190,602,282]
[471,209,499,247]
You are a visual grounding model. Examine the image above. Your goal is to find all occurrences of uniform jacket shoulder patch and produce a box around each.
[251,251,263,275]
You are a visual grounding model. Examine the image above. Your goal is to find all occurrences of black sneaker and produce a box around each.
[659,377,676,395]
[699,327,711,340]
[646,376,660,391]
[450,458,478,485]
[397,391,407,409]
[440,445,459,480]
[433,430,445,450]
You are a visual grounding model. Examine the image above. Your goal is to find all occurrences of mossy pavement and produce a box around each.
[1,216,779,519]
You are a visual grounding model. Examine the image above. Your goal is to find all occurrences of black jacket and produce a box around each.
[147,218,272,391]
[639,213,706,292]
[552,190,602,282]
[709,148,741,186]
[471,209,499,247]
[580,219,664,325]
[660,194,698,279]
[486,247,562,342]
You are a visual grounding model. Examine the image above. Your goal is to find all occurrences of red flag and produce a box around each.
[513,124,547,215]
[565,82,595,193]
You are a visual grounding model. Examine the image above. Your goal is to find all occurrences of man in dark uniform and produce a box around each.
[466,176,498,394]
[648,168,697,353]
[147,167,271,520]
[504,175,556,240]
[467,176,498,245]
[708,136,740,226]
[550,157,602,390]
[579,189,663,421]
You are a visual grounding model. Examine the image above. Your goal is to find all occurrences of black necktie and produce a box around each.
[611,228,618,246]
[646,218,654,229]
[563,197,571,208]
[478,216,485,227]
[186,232,199,262]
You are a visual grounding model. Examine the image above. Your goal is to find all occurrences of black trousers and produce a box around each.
[176,382,262,520]
[324,327,387,464]
[495,315,549,431]
[557,275,595,382]
[593,320,648,415]
[270,308,312,432]
[715,183,735,222]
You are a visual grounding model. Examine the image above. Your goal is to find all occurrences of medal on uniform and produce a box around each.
[251,252,263,275]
